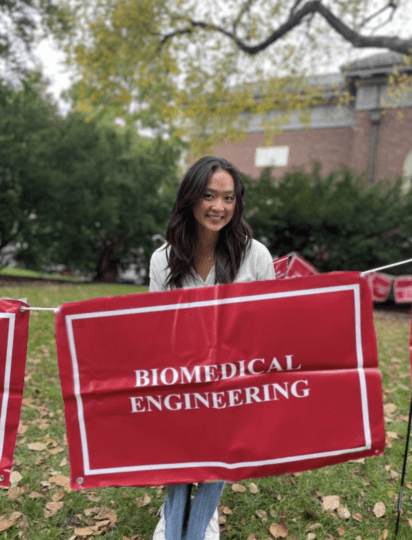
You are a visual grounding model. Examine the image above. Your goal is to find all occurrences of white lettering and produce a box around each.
[271,383,289,400]
[245,386,262,404]
[227,389,244,407]
[221,363,236,380]
[212,392,226,409]
[135,370,150,387]
[193,393,210,409]
[151,368,159,386]
[268,357,283,372]
[146,396,163,412]
[286,355,301,371]
[239,360,246,377]
[130,396,145,412]
[204,365,219,383]
[164,394,182,410]
[248,358,265,375]
[160,368,179,386]
[262,384,271,401]
[180,366,202,384]
[291,380,310,398]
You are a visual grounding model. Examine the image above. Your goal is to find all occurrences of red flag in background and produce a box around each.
[272,255,289,279]
[365,273,393,303]
[55,273,384,490]
[285,254,319,278]
[0,299,29,486]
[394,276,412,303]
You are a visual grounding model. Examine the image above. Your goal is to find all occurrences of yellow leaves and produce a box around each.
[338,524,346,536]
[270,519,288,538]
[249,482,259,493]
[337,505,351,519]
[373,502,386,518]
[10,471,23,485]
[49,474,71,491]
[385,431,399,448]
[28,442,48,451]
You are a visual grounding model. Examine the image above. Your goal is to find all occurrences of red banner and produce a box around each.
[365,272,393,303]
[55,273,384,490]
[272,255,289,279]
[394,276,412,303]
[285,254,318,278]
[0,299,29,486]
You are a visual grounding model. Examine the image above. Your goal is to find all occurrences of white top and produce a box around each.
[149,239,275,292]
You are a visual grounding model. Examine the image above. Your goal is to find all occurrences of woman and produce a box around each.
[150,156,275,540]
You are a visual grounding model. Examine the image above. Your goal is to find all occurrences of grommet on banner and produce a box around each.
[77,477,84,485]
[20,306,26,312]
[0,475,4,481]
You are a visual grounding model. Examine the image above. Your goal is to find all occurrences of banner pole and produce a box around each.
[395,306,412,537]
[361,258,412,276]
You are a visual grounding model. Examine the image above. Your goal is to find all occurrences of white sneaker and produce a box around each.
[152,503,219,540]
[205,508,220,540]
[152,503,166,540]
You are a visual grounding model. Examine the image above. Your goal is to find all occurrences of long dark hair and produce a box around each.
[165,156,253,288]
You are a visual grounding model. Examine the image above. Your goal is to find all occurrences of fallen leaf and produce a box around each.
[386,431,399,448]
[305,523,321,532]
[338,525,345,536]
[49,474,70,491]
[232,483,247,493]
[249,482,258,493]
[0,512,23,532]
[382,529,389,539]
[29,491,48,499]
[18,424,27,435]
[49,446,65,455]
[19,515,29,528]
[74,526,101,536]
[7,486,28,500]
[27,442,47,451]
[373,502,386,518]
[270,519,288,538]
[52,490,66,502]
[322,495,340,511]
[307,534,316,540]
[84,507,100,516]
[44,501,64,518]
[10,471,23,485]
[221,506,232,515]
[352,512,363,521]
[136,493,151,507]
[337,506,351,519]
[86,493,101,502]
[256,509,267,519]
[247,535,259,540]
[383,403,396,415]
[59,458,68,467]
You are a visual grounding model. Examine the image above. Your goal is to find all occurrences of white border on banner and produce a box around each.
[0,313,15,461]
[65,284,372,477]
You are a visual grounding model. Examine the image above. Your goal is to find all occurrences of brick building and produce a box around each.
[210,52,412,190]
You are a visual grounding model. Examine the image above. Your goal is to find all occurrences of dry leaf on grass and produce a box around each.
[352,512,363,521]
[27,442,48,451]
[29,490,48,499]
[49,474,71,491]
[373,502,386,517]
[383,403,396,415]
[270,519,288,538]
[7,486,28,500]
[386,431,399,448]
[305,523,321,532]
[44,501,64,518]
[337,506,351,519]
[256,510,267,519]
[52,490,66,502]
[136,494,151,507]
[249,482,258,493]
[321,495,340,511]
[221,506,232,515]
[247,535,260,540]
[0,512,23,532]
[232,483,247,493]
[10,471,23,485]
[74,525,104,536]
[307,533,316,540]
[59,457,68,467]
[338,525,345,536]
[380,529,389,540]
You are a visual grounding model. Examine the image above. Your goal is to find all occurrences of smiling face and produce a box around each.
[192,168,236,238]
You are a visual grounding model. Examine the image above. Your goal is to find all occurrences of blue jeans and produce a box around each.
[164,482,224,540]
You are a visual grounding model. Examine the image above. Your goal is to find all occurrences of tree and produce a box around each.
[0,0,70,80]
[0,73,59,266]
[58,0,412,151]
[17,112,181,282]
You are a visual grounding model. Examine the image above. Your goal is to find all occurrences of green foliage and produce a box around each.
[244,164,412,274]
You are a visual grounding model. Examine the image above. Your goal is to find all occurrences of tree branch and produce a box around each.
[160,1,412,56]
[357,0,398,32]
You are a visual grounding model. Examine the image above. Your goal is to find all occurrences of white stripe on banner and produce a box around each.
[65,283,372,476]
[0,313,16,461]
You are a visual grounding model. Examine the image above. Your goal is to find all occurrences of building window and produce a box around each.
[402,151,412,193]
[255,146,289,168]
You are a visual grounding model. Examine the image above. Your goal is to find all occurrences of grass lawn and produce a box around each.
[0,284,411,539]
[0,267,86,282]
